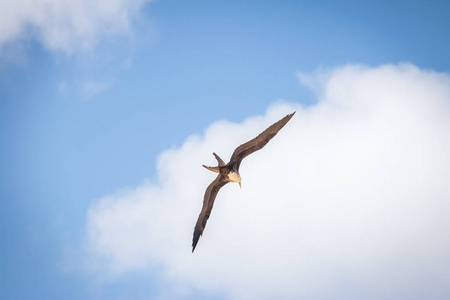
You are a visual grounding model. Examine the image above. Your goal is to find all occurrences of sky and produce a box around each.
[1,1,450,299]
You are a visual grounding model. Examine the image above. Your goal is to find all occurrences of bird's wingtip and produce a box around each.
[286,111,296,120]
[192,234,200,253]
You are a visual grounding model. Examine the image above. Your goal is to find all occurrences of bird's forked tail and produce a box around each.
[202,152,226,173]
[202,165,220,173]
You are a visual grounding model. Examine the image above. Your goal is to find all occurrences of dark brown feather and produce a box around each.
[192,174,229,252]
[192,111,295,252]
[229,112,295,171]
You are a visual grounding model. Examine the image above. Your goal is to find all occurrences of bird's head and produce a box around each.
[228,171,242,188]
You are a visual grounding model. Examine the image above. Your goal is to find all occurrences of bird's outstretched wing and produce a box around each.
[192,174,229,252]
[229,112,295,171]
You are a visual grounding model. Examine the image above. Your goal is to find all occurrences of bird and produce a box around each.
[192,111,296,252]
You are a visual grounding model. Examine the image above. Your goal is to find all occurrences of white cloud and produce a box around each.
[0,0,152,54]
[84,63,450,299]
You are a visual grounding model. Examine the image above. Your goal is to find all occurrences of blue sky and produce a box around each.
[1,1,450,299]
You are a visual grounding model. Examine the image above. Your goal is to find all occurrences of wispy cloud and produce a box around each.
[80,79,112,101]
[0,0,152,54]
[84,63,450,299]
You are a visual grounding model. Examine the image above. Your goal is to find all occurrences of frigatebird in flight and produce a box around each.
[192,112,295,252]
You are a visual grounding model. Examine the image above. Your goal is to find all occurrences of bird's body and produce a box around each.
[226,171,241,184]
[192,112,295,252]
